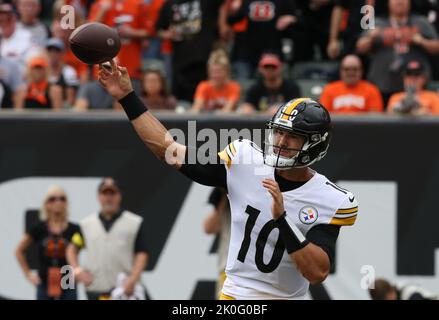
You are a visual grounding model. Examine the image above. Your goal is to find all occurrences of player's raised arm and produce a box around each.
[98,60,186,169]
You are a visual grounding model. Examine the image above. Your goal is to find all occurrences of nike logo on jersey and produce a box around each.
[349,196,355,202]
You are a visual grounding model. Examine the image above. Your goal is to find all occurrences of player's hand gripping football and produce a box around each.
[262,179,285,220]
[98,60,134,100]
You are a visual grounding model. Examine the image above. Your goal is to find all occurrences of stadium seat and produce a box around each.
[291,61,339,81]
[427,81,439,92]
[297,79,327,101]
[237,78,255,101]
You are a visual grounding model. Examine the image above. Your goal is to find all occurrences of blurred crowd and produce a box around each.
[1,0,439,116]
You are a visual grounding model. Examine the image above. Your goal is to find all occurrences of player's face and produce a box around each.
[98,189,122,214]
[272,128,305,158]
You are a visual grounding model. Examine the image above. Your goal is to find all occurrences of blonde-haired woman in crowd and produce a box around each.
[16,185,80,300]
[191,49,241,113]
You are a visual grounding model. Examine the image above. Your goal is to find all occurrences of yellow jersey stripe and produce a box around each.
[336,207,358,214]
[218,150,232,169]
[329,216,357,226]
[229,141,237,156]
[219,292,236,300]
[281,98,309,120]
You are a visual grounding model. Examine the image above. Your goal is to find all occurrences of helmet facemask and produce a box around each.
[263,124,330,170]
[264,126,308,170]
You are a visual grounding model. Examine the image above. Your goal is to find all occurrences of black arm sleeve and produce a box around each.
[179,147,228,190]
[134,220,149,254]
[208,187,227,208]
[306,224,340,269]
[156,1,171,32]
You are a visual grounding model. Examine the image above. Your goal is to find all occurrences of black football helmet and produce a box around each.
[264,98,332,169]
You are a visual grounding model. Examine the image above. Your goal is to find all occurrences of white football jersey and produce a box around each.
[218,139,358,300]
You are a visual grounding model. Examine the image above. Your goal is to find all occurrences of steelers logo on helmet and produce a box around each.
[263,98,332,169]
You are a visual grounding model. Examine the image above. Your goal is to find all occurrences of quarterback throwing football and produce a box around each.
[98,61,358,300]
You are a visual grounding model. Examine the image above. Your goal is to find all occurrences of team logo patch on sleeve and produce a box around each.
[298,206,318,224]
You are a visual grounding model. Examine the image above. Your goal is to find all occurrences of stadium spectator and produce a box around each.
[141,68,176,110]
[66,177,149,300]
[320,55,384,114]
[156,0,223,101]
[387,59,439,115]
[284,0,334,62]
[240,53,301,114]
[15,185,79,300]
[226,0,295,74]
[327,0,388,59]
[356,0,439,104]
[191,50,240,113]
[73,80,114,110]
[16,0,50,48]
[370,278,438,300]
[88,0,149,82]
[218,0,249,79]
[141,0,165,61]
[0,3,42,76]
[46,38,79,108]
[0,57,26,108]
[16,56,63,109]
[51,1,89,82]
[203,187,231,299]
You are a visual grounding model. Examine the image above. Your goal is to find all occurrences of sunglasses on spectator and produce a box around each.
[99,189,118,195]
[47,196,67,203]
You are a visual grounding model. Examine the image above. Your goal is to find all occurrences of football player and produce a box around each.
[98,61,358,300]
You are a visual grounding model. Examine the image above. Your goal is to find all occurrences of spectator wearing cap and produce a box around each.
[16,0,49,48]
[388,60,439,115]
[66,177,149,300]
[141,68,177,111]
[191,50,241,113]
[0,3,42,77]
[320,55,384,114]
[15,56,63,109]
[240,53,301,114]
[46,38,80,108]
[356,0,439,104]
[50,2,89,82]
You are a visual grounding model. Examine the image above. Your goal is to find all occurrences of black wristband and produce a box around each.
[275,212,309,254]
[118,91,148,120]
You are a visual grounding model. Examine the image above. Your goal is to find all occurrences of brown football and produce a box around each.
[68,22,121,65]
